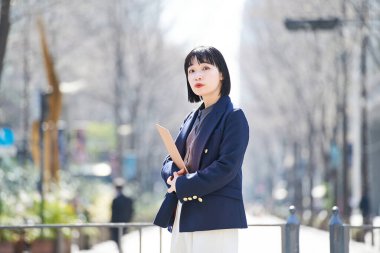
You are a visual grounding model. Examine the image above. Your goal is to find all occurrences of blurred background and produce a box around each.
[0,0,379,250]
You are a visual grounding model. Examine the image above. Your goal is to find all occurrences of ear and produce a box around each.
[219,72,223,81]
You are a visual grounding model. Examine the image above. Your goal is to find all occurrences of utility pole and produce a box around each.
[359,0,369,201]
[284,0,376,222]
[339,0,351,220]
[113,0,124,178]
[0,0,11,88]
[38,92,49,225]
[284,17,342,221]
[284,14,353,220]
[293,141,303,216]
[21,12,31,166]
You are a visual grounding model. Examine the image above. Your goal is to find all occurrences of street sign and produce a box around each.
[0,128,16,157]
[0,128,14,146]
[123,152,137,180]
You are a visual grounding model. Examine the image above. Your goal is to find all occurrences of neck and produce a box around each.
[202,94,221,108]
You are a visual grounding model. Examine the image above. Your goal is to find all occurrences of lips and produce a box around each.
[195,83,205,88]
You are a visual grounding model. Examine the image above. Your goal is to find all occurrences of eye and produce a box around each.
[202,66,210,71]
[188,69,194,74]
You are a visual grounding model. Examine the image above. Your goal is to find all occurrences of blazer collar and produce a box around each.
[204,95,231,113]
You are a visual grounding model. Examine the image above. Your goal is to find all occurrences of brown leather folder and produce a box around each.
[156,124,188,173]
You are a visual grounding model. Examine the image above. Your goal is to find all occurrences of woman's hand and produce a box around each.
[177,168,187,176]
[167,168,187,193]
[167,172,178,193]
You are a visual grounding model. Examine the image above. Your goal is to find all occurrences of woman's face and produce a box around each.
[187,57,223,99]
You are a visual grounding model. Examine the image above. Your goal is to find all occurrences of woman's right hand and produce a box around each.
[166,168,187,190]
[177,168,187,176]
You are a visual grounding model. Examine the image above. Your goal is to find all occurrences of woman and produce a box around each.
[154,46,249,253]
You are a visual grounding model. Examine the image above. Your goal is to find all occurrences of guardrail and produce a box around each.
[0,222,155,253]
[329,206,380,253]
[0,205,378,253]
[247,206,300,253]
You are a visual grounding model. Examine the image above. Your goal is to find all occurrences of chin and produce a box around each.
[192,91,203,96]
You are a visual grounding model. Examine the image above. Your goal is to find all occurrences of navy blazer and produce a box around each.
[153,96,249,232]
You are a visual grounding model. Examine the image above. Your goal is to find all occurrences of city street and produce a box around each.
[77,214,380,253]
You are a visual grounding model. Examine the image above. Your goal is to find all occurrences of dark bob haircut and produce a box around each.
[184,46,231,103]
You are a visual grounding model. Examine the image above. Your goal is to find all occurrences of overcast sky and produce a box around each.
[160,0,246,104]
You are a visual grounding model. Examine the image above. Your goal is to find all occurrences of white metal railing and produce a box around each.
[1,206,379,253]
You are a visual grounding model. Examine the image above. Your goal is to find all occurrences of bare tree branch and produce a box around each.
[0,0,11,88]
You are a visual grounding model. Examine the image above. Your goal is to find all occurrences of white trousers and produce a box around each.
[170,203,238,253]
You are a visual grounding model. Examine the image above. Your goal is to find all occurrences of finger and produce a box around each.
[178,168,186,175]
[167,176,173,185]
[167,187,174,193]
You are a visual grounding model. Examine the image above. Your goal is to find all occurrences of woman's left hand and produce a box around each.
[167,172,180,193]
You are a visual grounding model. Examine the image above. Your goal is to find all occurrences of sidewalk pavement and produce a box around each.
[77,214,380,253]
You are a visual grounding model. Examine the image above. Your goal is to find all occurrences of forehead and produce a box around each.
[186,53,216,69]
[189,57,213,66]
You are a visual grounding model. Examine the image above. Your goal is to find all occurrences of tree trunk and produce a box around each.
[0,0,11,86]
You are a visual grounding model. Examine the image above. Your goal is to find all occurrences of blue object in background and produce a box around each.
[0,128,15,146]
[123,153,137,180]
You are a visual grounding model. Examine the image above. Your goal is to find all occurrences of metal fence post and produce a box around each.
[284,205,300,253]
[281,225,286,253]
[57,228,64,253]
[329,206,349,253]
[118,226,123,253]
[159,227,163,253]
[139,227,142,253]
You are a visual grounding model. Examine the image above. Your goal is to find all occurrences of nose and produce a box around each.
[195,72,202,81]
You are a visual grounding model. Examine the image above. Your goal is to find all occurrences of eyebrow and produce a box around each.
[188,62,212,68]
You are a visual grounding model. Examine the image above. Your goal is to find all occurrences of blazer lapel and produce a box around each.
[175,110,199,158]
[191,96,231,171]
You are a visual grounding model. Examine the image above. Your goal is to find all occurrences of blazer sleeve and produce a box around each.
[161,156,180,188]
[175,109,249,200]
[160,111,193,188]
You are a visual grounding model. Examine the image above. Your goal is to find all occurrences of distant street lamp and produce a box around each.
[284,18,341,31]
[283,16,352,219]
[284,10,372,220]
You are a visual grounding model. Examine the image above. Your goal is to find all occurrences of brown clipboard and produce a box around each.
[156,124,188,173]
